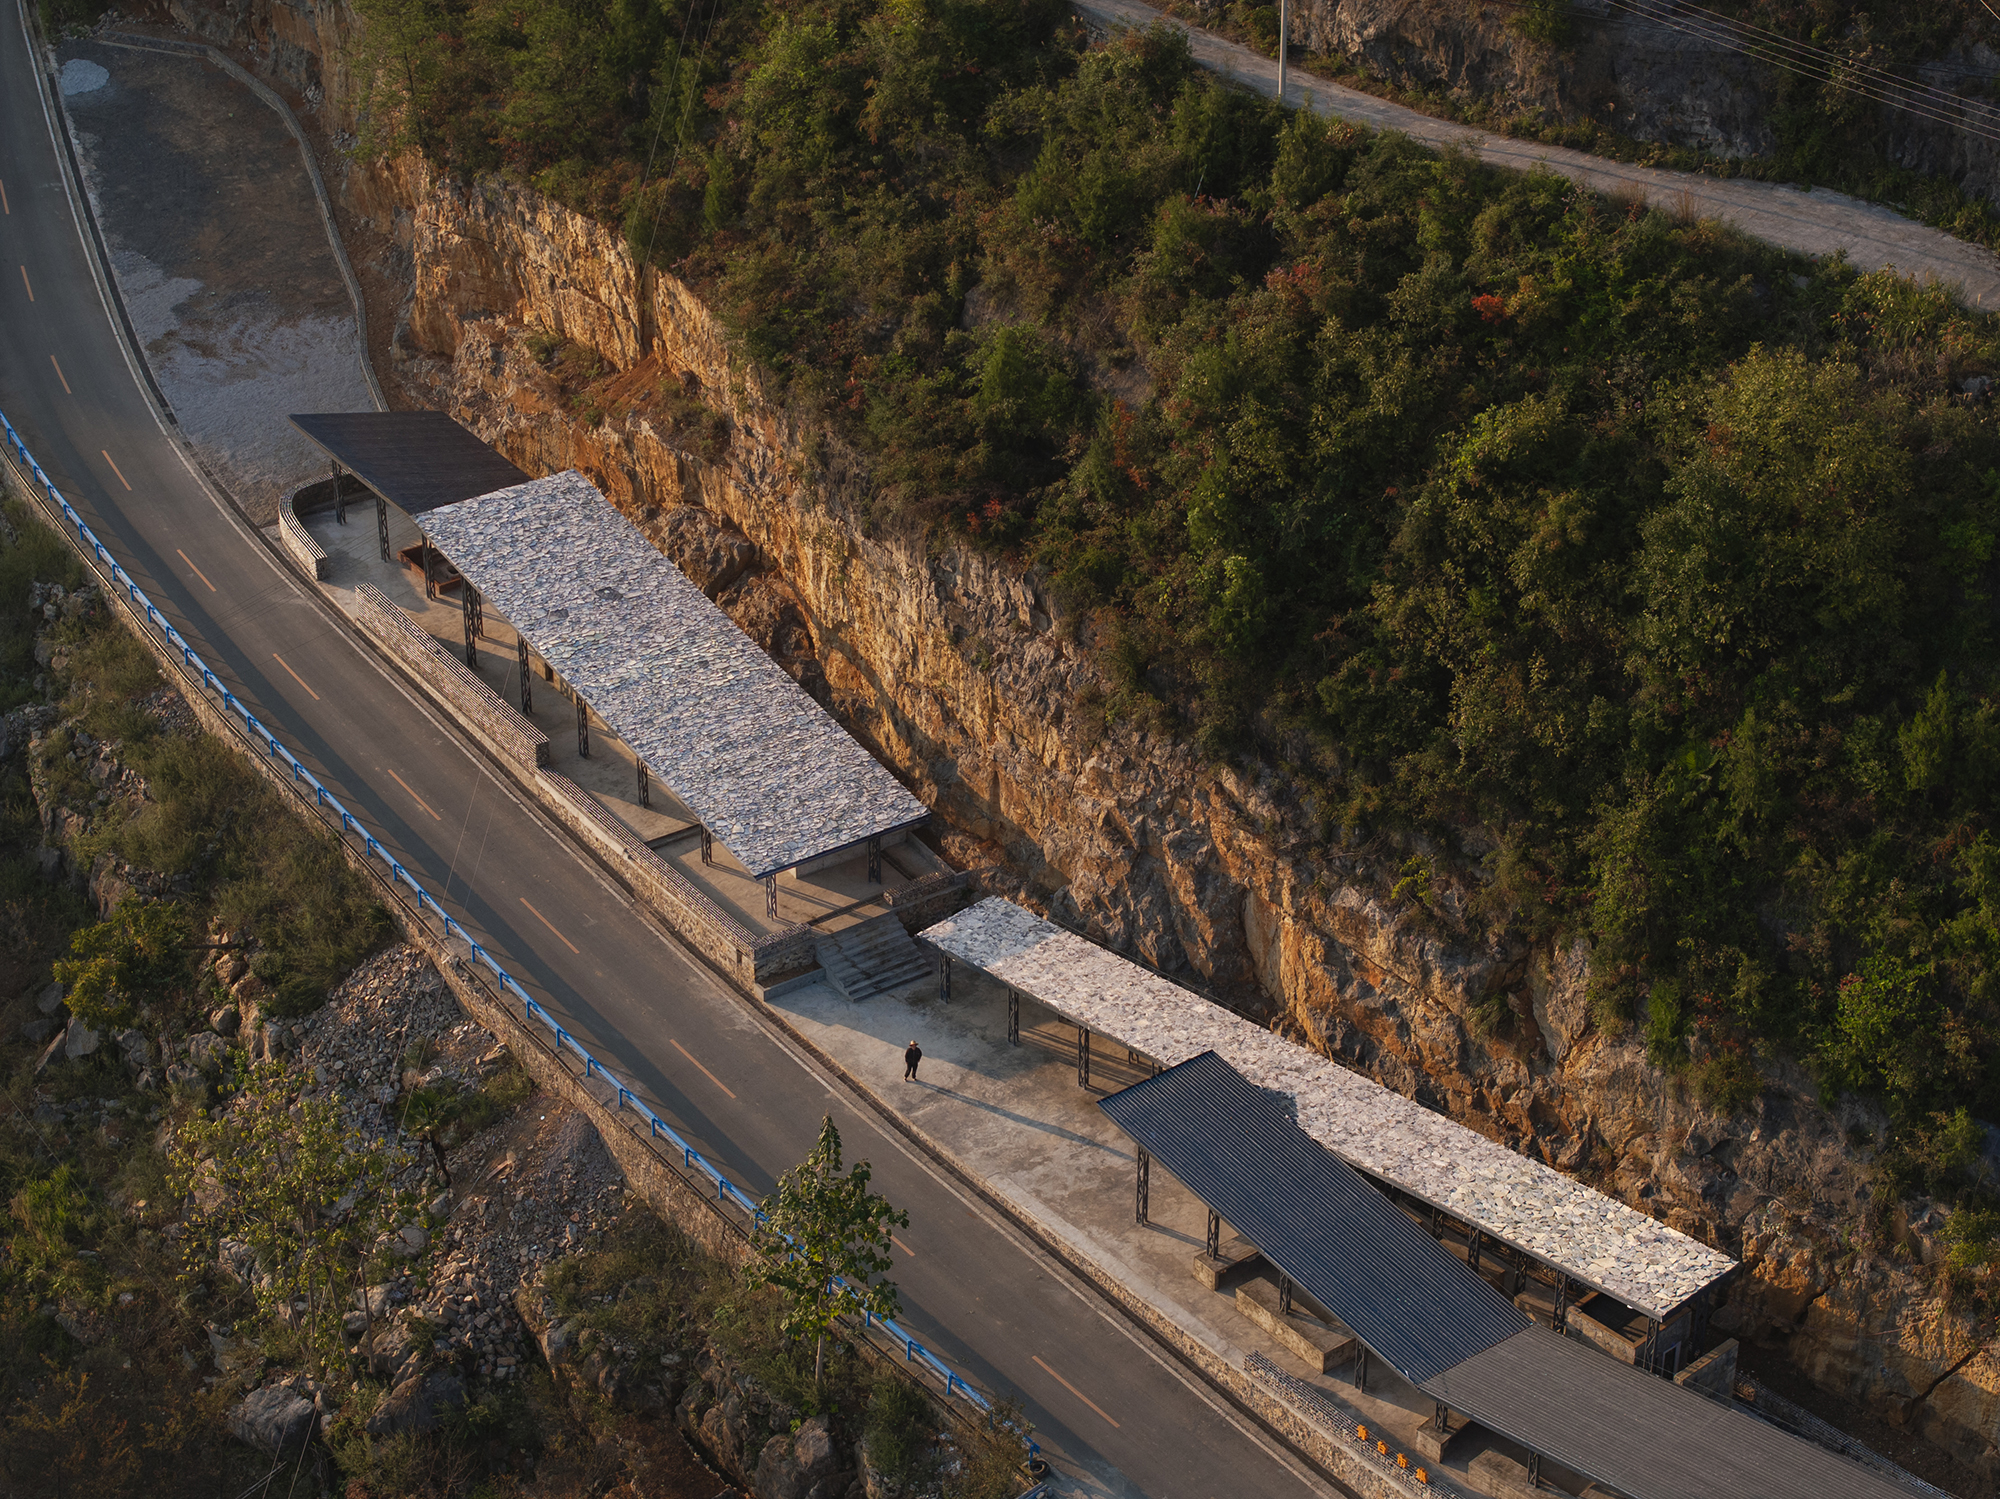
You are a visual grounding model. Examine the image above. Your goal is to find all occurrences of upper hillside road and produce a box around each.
[1077,0,2000,309]
[0,5,1333,1495]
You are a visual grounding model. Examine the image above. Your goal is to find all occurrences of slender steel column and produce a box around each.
[1278,1275,1293,1316]
[1356,1346,1368,1394]
[377,495,390,561]
[1006,989,1019,1045]
[938,955,951,1002]
[700,827,714,867]
[867,835,881,883]
[1135,1149,1150,1226]
[638,762,651,809]
[517,636,533,716]
[462,585,479,668]
[764,874,777,917]
[1206,1210,1220,1260]
[1076,1025,1090,1087]
[576,698,590,758]
[333,461,346,524]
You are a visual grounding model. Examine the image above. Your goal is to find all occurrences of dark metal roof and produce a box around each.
[1103,1054,1928,1499]
[1421,1327,1923,1499]
[288,412,531,516]
[1098,1052,1528,1384]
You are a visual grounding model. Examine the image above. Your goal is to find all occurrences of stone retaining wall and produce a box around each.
[354,584,549,771]
[278,489,329,581]
[432,951,755,1272]
[748,922,817,984]
[534,770,769,981]
[888,869,973,933]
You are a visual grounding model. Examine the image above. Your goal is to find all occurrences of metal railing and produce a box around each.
[1246,1353,1466,1497]
[0,405,992,1416]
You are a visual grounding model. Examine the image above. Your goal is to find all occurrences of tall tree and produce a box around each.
[747,1115,908,1390]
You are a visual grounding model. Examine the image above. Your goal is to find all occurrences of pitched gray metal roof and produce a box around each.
[419,471,929,878]
[1420,1327,1924,1499]
[925,897,1736,1321]
[1099,1052,1529,1384]
[289,412,531,515]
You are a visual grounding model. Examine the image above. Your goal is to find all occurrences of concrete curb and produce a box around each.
[94,28,388,412]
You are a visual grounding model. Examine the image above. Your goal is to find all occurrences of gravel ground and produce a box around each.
[53,38,376,521]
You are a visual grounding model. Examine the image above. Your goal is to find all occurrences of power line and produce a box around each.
[1596,0,2000,147]
[1644,0,2000,119]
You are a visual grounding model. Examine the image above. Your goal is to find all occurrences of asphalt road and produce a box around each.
[0,5,1339,1496]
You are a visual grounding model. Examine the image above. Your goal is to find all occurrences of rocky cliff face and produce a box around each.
[139,0,2000,1485]
[1278,0,2000,205]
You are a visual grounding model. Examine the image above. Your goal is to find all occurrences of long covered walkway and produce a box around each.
[1101,1053,1922,1499]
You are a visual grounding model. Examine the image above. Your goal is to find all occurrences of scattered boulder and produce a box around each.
[228,1384,316,1459]
[62,1016,101,1061]
[393,1221,430,1259]
[186,1032,228,1074]
[216,1239,258,1287]
[755,1414,846,1499]
[114,1028,152,1073]
[36,980,65,1015]
[365,1320,420,1383]
[209,1006,240,1036]
[365,1371,465,1438]
[20,1018,60,1046]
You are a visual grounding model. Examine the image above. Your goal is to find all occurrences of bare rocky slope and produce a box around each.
[1277,0,2000,206]
[122,0,2000,1486]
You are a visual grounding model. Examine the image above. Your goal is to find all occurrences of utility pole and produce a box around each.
[1277,0,1288,103]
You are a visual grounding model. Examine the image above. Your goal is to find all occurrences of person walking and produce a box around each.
[904,1040,922,1081]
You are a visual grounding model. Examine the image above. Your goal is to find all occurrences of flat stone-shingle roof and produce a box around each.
[923,897,1736,1322]
[420,471,928,878]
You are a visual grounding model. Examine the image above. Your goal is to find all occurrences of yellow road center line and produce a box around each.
[19,264,32,300]
[100,449,131,490]
[271,652,320,701]
[1,179,10,214]
[891,1234,916,1257]
[519,896,580,954]
[669,1039,737,1099]
[49,355,69,394]
[1031,1355,1121,1428]
[175,547,216,592]
[384,766,440,821]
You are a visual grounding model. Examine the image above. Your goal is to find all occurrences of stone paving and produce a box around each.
[418,471,929,879]
[923,898,1735,1322]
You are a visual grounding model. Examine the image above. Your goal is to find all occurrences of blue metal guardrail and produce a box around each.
[0,408,995,1417]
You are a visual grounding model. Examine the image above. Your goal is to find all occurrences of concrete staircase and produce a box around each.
[814,913,932,1001]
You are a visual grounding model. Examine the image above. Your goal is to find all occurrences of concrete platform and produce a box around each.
[764,961,1587,1498]
[1237,1278,1355,1374]
[299,502,945,938]
[1191,1233,1264,1292]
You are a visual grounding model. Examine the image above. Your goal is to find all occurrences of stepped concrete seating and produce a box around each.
[1235,1279,1356,1375]
[814,913,932,1001]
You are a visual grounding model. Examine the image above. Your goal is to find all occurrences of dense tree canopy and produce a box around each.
[350,0,2000,1174]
